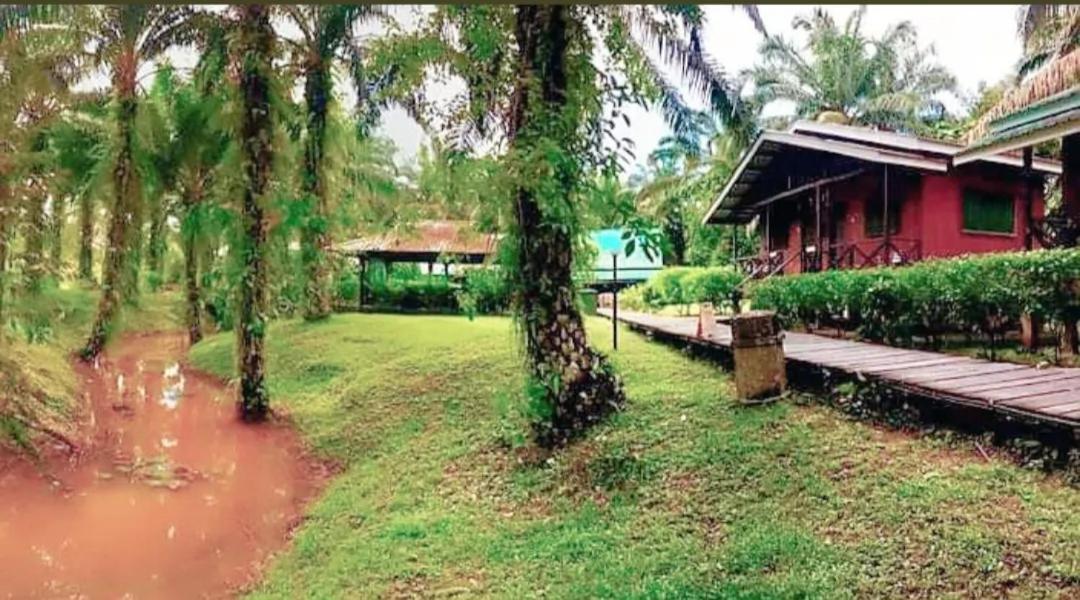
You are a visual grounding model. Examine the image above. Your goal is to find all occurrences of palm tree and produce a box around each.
[82,5,202,360]
[279,6,381,321]
[751,6,956,130]
[1017,5,1080,77]
[231,3,275,421]
[387,4,758,446]
[49,103,111,282]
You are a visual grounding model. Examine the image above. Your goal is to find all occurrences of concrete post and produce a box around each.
[731,310,786,404]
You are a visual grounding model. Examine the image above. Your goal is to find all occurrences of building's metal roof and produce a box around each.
[792,120,1060,174]
[336,220,500,260]
[955,87,1080,165]
[704,122,1062,225]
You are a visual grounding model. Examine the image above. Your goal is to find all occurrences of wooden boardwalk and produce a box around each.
[598,309,1080,430]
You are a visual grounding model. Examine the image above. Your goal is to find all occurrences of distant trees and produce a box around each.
[750,6,956,130]
[82,5,202,360]
[279,6,382,321]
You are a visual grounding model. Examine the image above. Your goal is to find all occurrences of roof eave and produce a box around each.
[955,118,1080,167]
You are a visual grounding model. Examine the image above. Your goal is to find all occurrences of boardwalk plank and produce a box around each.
[600,309,1080,429]
[981,379,1080,402]
[949,373,1080,394]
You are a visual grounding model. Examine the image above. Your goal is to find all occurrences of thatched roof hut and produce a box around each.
[957,50,1080,164]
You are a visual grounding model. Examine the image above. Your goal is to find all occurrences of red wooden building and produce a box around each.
[703,121,1061,277]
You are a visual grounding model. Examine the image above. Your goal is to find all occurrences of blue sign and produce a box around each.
[589,228,662,283]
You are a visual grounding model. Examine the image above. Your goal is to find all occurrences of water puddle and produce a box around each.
[0,332,325,598]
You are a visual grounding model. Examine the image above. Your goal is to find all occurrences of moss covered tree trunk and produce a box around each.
[182,177,204,345]
[22,176,46,292]
[300,56,332,320]
[0,179,10,322]
[508,5,624,448]
[147,194,166,280]
[83,47,140,360]
[48,194,64,274]
[234,3,273,421]
[78,192,93,281]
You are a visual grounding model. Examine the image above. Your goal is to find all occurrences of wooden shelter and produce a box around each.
[704,121,1060,277]
[335,220,499,306]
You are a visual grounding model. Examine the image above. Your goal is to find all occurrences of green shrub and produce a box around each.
[457,267,511,315]
[631,266,743,313]
[748,249,1080,351]
[649,267,697,306]
[684,267,743,312]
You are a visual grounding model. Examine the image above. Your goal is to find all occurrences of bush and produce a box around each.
[626,266,743,313]
[748,249,1080,351]
[457,267,511,316]
[684,267,743,312]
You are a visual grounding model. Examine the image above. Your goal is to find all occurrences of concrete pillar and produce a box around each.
[731,310,786,404]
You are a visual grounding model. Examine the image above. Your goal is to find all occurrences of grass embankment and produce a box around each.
[190,314,1080,598]
[0,286,182,454]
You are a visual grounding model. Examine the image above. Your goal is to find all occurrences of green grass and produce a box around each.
[190,314,1080,598]
[0,285,183,453]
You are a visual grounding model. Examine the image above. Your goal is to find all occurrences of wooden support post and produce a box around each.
[1063,133,1080,221]
[883,164,891,260]
[814,183,822,271]
[1023,147,1034,251]
[357,256,366,310]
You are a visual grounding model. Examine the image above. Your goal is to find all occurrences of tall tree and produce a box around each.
[279,6,381,321]
[751,6,956,130]
[231,4,274,421]
[82,5,201,359]
[1017,5,1080,77]
[384,5,754,446]
[49,104,110,283]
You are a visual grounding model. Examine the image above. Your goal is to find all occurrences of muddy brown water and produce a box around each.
[0,332,325,599]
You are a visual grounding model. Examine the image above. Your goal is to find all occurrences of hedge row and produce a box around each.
[622,266,743,313]
[333,267,512,315]
[749,249,1080,349]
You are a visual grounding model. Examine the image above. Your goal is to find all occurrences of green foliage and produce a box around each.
[628,266,743,313]
[751,6,957,129]
[750,249,1080,349]
[457,267,512,317]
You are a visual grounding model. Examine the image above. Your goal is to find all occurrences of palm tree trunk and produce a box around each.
[182,179,203,345]
[147,194,166,279]
[0,179,11,322]
[22,177,46,292]
[234,3,273,421]
[301,57,332,320]
[83,49,140,360]
[509,5,624,448]
[49,195,64,274]
[78,192,94,281]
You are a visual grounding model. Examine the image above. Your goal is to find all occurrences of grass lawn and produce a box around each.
[190,313,1080,598]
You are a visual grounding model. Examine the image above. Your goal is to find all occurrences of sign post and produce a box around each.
[612,252,618,350]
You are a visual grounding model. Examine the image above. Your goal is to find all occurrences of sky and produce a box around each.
[374,5,1025,170]
[95,5,1025,171]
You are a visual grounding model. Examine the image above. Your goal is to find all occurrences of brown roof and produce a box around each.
[336,220,499,259]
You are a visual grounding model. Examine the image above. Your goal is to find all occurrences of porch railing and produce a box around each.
[737,238,922,279]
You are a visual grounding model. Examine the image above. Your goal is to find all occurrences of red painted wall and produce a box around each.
[759,165,1046,274]
[919,166,1045,259]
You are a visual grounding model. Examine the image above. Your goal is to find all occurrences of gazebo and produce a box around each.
[335,220,500,307]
